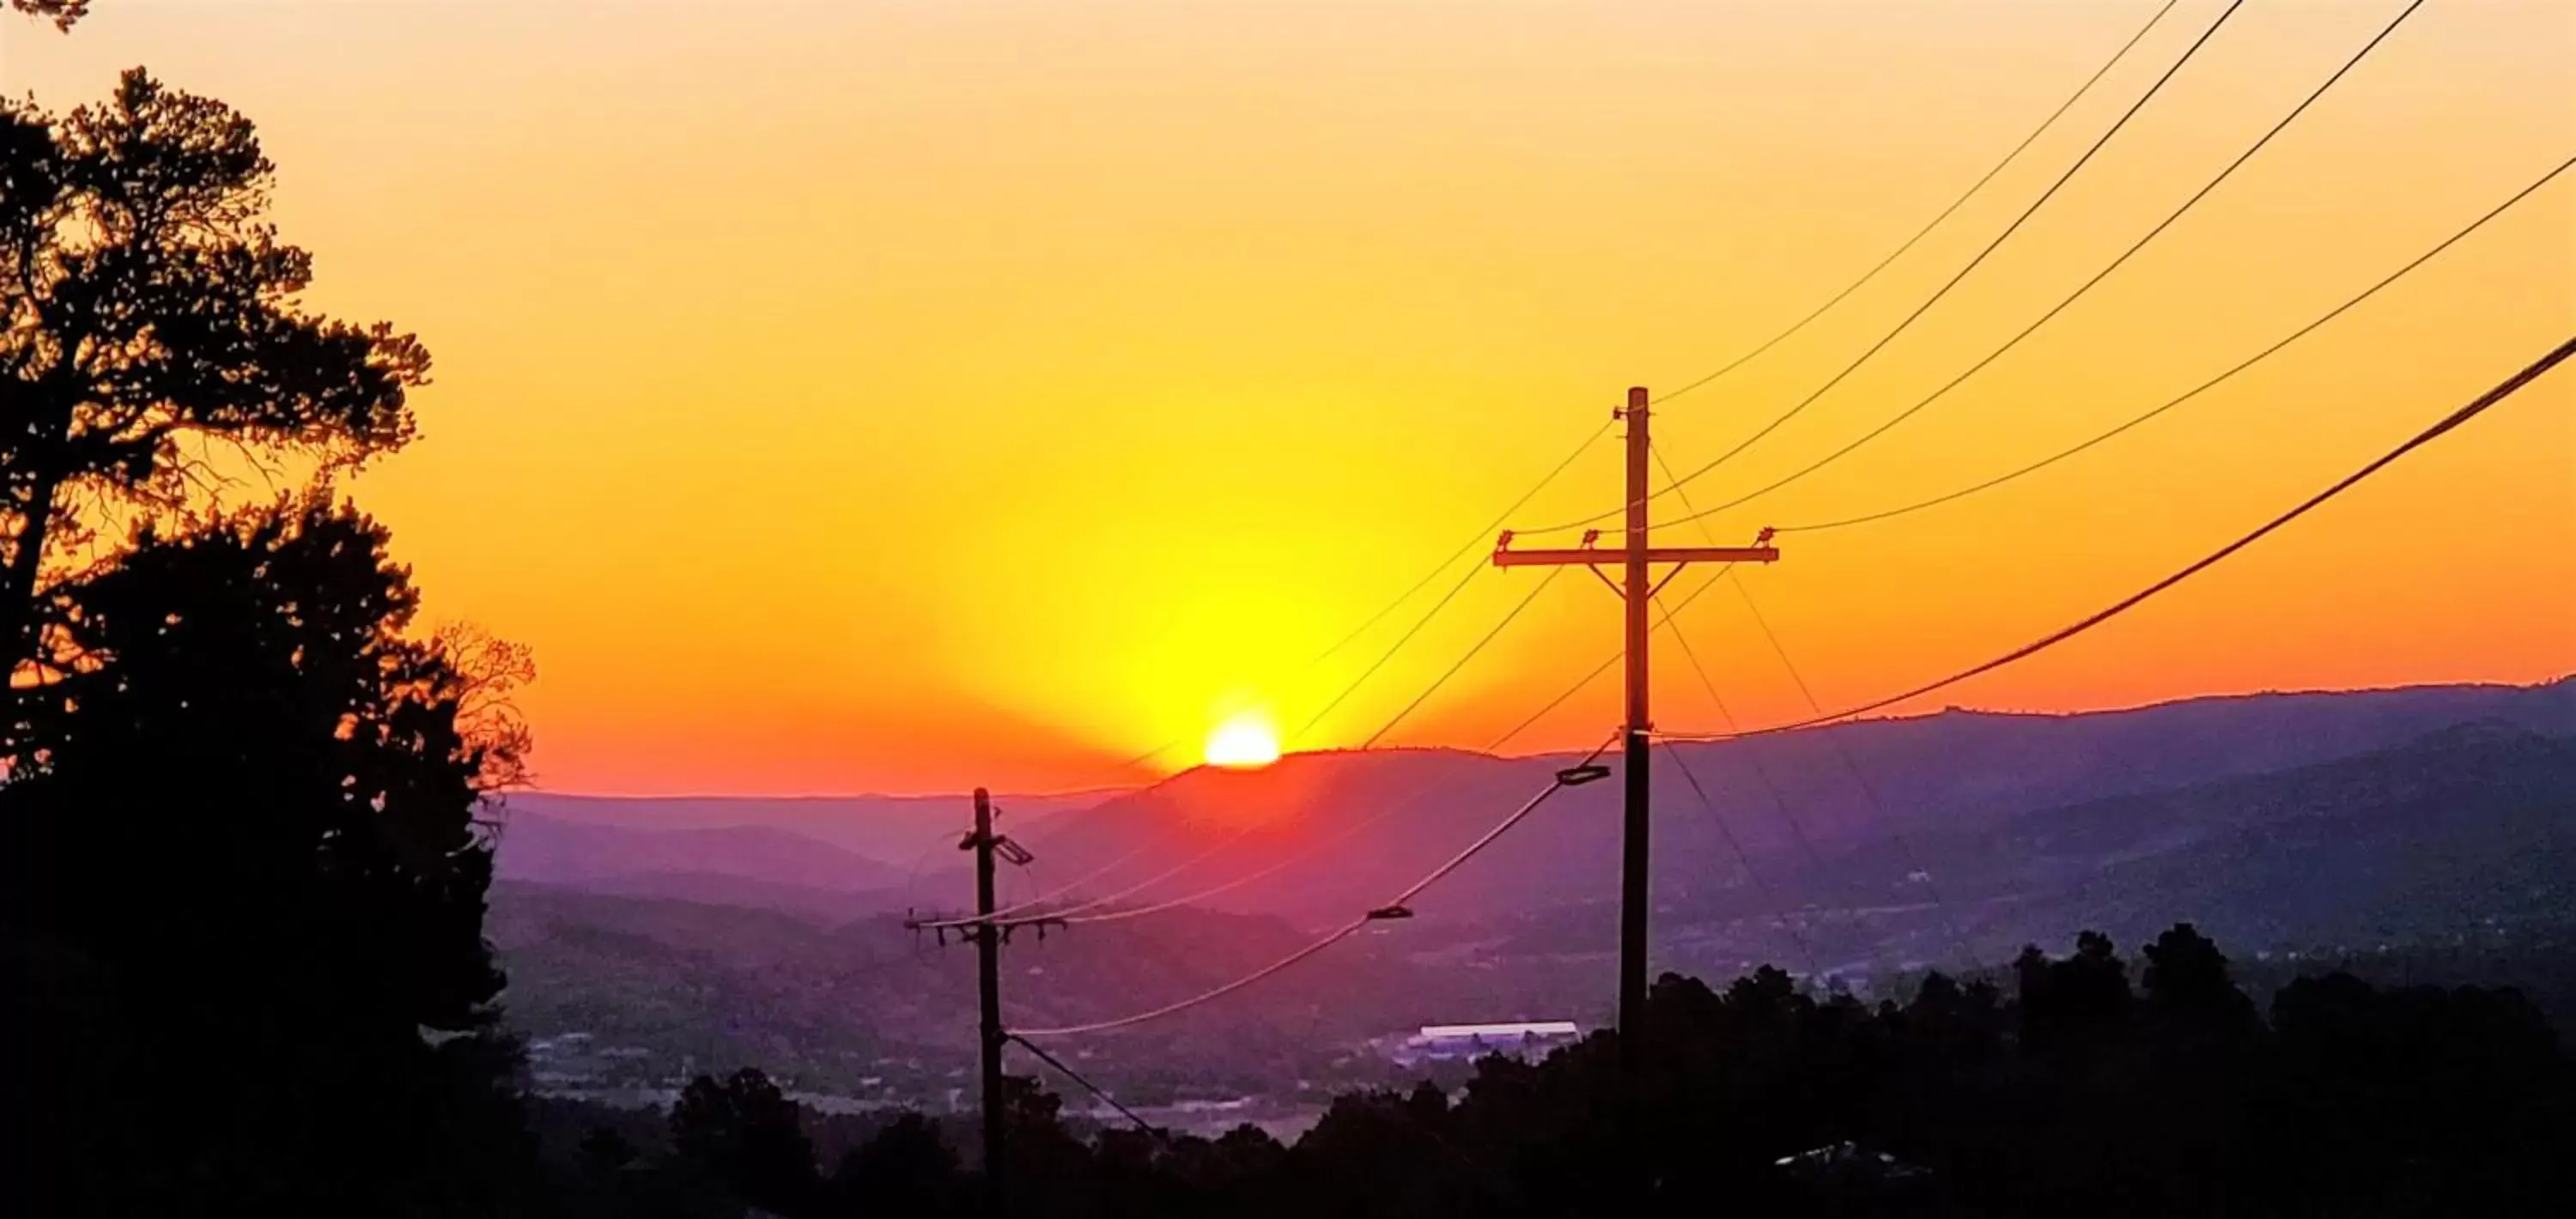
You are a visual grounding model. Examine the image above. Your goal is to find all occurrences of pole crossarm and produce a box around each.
[902,913,1072,949]
[1494,544,1777,567]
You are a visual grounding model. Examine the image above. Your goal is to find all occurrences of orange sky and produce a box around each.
[5,1,2570,796]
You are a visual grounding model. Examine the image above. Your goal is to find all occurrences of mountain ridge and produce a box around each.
[487,677,2573,925]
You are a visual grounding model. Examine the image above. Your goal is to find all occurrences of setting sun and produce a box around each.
[1203,714,1282,769]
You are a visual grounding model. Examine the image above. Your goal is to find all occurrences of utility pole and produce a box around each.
[907,790,1044,1218]
[1493,386,1780,1148]
[1619,386,1654,1073]
[971,788,1005,1219]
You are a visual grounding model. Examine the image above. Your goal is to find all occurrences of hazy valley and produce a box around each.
[489,677,2576,1125]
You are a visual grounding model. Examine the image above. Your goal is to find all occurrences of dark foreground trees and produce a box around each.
[0,59,530,1219]
[574,924,2571,1219]
[1,500,532,1215]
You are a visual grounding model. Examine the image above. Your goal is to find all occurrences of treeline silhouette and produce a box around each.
[540,925,2572,1219]
[4,48,2570,1219]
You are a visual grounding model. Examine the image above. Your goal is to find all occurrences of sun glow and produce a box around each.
[23,1,2560,798]
[1204,713,1282,769]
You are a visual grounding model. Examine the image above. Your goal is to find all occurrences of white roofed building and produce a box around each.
[1384,1021,1583,1065]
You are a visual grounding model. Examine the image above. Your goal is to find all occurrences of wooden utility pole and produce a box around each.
[1493,387,1780,1122]
[908,791,1042,1216]
[970,787,1006,1218]
[1619,386,1655,1068]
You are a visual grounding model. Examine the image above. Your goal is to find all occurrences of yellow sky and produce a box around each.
[5,1,2570,795]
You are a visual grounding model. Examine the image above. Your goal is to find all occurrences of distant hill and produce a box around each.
[1844,720,2576,952]
[498,789,1115,866]
[484,880,1464,1089]
[523,870,912,924]
[1466,717,2576,975]
[994,677,2576,927]
[486,679,2576,1105]
[487,708,2576,1095]
[485,677,2573,937]
[492,811,909,901]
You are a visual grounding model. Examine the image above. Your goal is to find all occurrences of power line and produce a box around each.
[1639,0,2245,505]
[1053,755,1471,923]
[957,560,1547,927]
[898,821,980,910]
[1774,152,2576,535]
[1063,560,1567,918]
[1018,825,1273,924]
[1484,560,1740,753]
[915,814,1169,931]
[1649,590,1838,895]
[917,806,1288,930]
[1292,561,1485,746]
[933,551,1589,931]
[1653,0,2183,408]
[1011,917,1372,1038]
[1039,428,1606,921]
[1488,651,1619,754]
[1656,595,1905,986]
[1383,733,1620,911]
[1643,474,1892,980]
[1014,735,1619,1037]
[1361,565,1568,749]
[1005,1034,1178,1149]
[1725,573,1983,972]
[1522,0,2248,537]
[1658,742,1825,981]
[1069,585,1610,925]
[1111,420,1613,772]
[938,837,1169,929]
[1659,333,2576,742]
[1059,785,1435,925]
[1659,0,2431,532]
[1314,420,1613,662]
[1027,725,1503,923]
[1649,441,1961,973]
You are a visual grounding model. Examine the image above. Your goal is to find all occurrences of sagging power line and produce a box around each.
[1650,0,2184,409]
[1522,0,2250,537]
[1772,151,2576,535]
[1109,419,1614,773]
[1485,556,1741,753]
[1653,0,2431,534]
[1012,733,1619,1038]
[1361,564,1569,749]
[923,510,1586,933]
[1648,439,1979,972]
[957,426,1596,929]
[1662,334,2576,743]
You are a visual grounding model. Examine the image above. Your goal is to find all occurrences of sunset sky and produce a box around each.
[5,1,2569,796]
